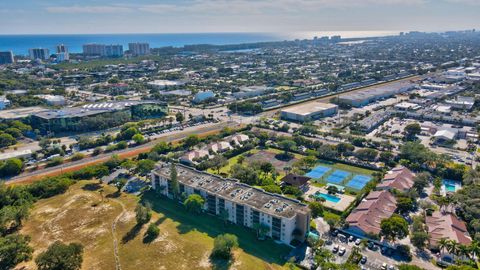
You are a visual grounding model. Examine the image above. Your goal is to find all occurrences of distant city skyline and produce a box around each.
[1,0,479,34]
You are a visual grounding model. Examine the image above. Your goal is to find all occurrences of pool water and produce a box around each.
[316,193,341,203]
[445,183,456,192]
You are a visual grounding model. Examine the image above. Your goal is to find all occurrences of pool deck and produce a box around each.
[304,185,355,212]
[441,179,462,196]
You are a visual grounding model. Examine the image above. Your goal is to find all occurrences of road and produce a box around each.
[7,121,237,185]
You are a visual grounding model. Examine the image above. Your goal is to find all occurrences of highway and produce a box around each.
[7,121,237,185]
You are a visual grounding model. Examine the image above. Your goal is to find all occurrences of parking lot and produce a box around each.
[322,230,402,270]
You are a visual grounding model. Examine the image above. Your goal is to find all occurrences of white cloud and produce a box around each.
[46,5,133,14]
[46,0,427,15]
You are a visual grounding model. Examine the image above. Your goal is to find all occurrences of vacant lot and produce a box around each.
[19,181,290,270]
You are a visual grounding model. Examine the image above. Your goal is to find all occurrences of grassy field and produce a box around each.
[19,181,291,270]
[208,148,306,181]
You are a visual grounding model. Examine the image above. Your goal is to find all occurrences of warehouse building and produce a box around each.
[151,162,311,245]
[280,103,338,122]
[338,81,415,107]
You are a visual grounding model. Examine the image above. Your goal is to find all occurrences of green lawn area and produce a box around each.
[142,191,291,269]
[208,147,306,182]
[20,181,290,270]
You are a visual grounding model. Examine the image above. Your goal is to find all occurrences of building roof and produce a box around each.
[33,100,161,120]
[377,166,415,191]
[281,174,311,187]
[0,106,48,120]
[433,129,457,141]
[346,190,397,235]
[281,102,338,116]
[153,162,310,219]
[426,211,472,247]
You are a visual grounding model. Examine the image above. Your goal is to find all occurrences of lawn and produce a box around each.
[20,181,290,270]
[208,147,306,181]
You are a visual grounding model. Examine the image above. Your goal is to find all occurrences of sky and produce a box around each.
[1,0,479,34]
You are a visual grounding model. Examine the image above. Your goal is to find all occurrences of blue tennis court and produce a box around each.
[346,175,372,190]
[326,170,350,184]
[305,166,331,179]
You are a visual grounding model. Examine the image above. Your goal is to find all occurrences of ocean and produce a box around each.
[0,31,400,56]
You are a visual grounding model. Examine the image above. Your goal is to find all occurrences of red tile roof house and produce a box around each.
[376,166,415,192]
[345,190,397,237]
[426,211,472,250]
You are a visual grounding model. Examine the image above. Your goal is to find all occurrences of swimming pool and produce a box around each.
[443,179,460,193]
[316,192,341,203]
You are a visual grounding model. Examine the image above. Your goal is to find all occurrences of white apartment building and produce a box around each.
[151,162,311,245]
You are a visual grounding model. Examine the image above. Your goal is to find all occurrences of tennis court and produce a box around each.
[346,175,372,190]
[305,166,331,179]
[326,170,350,184]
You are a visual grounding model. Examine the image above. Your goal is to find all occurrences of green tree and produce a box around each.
[0,158,23,177]
[135,204,152,225]
[413,172,431,195]
[211,234,239,260]
[170,163,180,199]
[70,153,85,161]
[184,194,204,213]
[132,133,145,144]
[113,177,128,193]
[144,223,160,242]
[183,135,199,149]
[396,196,415,214]
[0,234,33,270]
[309,201,324,218]
[380,214,409,242]
[0,133,16,148]
[278,139,296,157]
[175,111,184,122]
[404,122,421,140]
[35,241,83,270]
[398,264,425,270]
[136,159,156,175]
[411,231,429,250]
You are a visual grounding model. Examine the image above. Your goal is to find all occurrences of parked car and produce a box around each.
[332,245,339,253]
[355,238,362,245]
[360,256,367,264]
[348,235,354,242]
[381,263,388,270]
[339,247,346,256]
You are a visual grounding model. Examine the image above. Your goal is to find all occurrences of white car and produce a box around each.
[355,238,361,245]
[339,247,346,256]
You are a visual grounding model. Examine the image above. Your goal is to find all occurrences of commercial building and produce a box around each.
[35,95,67,106]
[193,91,215,103]
[345,190,397,236]
[338,81,415,107]
[28,48,50,61]
[0,51,14,64]
[280,103,338,122]
[30,100,167,134]
[147,80,186,89]
[128,43,150,56]
[0,106,48,121]
[151,162,311,245]
[233,86,272,99]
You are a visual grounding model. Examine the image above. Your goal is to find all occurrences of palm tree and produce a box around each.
[458,244,471,260]
[438,238,449,255]
[469,241,480,262]
[447,240,459,260]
